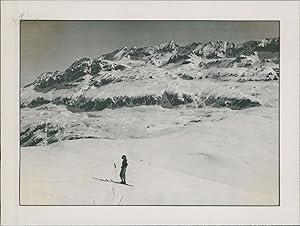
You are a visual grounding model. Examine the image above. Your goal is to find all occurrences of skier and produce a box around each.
[120,155,128,184]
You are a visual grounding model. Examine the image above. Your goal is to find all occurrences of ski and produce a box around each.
[109,179,134,187]
[92,177,134,187]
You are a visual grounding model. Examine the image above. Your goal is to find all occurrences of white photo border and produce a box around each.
[1,1,299,225]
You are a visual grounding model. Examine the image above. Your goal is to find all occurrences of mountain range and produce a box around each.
[20,37,279,146]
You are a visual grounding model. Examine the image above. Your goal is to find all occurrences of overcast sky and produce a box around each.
[21,20,279,86]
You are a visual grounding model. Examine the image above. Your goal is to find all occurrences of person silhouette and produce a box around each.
[120,155,128,184]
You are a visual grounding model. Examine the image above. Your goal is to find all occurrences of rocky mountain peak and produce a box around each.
[23,37,279,96]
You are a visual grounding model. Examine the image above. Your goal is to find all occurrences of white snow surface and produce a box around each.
[21,105,278,205]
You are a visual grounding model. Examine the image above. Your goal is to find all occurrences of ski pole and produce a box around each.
[114,163,117,181]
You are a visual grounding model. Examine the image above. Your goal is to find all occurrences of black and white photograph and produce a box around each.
[19,20,280,206]
[2,1,300,225]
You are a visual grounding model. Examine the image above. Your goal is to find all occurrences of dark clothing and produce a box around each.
[120,159,128,183]
[121,159,128,168]
[120,167,126,182]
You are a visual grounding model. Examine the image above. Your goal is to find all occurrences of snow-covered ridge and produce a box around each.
[21,84,261,112]
[21,37,279,108]
[97,38,279,62]
[24,37,279,90]
[20,37,279,146]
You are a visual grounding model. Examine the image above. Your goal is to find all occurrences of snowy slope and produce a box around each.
[20,80,278,146]
[20,105,278,205]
